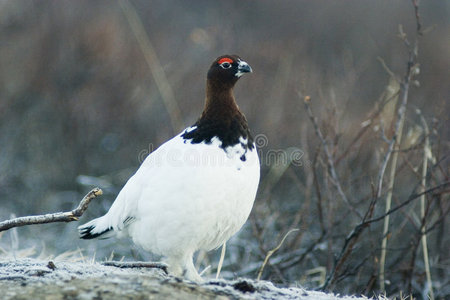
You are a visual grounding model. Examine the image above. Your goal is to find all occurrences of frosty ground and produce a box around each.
[0,258,373,300]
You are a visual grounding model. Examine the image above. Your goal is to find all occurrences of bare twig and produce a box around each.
[412,0,422,34]
[279,231,327,271]
[0,188,102,232]
[102,261,168,274]
[367,182,448,226]
[302,95,362,219]
[418,110,435,300]
[313,146,326,234]
[118,0,184,133]
[379,104,407,291]
[379,1,421,289]
[335,84,400,165]
[321,184,379,290]
[320,181,449,291]
[424,204,450,235]
[377,57,399,81]
[257,228,299,280]
[324,190,379,288]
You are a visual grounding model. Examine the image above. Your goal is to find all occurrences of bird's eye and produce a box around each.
[220,62,232,69]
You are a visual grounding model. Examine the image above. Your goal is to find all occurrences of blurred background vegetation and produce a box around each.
[0,0,448,298]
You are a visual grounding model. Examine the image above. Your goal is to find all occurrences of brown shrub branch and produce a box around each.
[0,188,102,232]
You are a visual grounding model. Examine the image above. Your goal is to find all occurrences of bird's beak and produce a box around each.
[236,60,252,77]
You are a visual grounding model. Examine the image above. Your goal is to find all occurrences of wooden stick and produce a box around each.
[102,261,168,274]
[0,188,102,232]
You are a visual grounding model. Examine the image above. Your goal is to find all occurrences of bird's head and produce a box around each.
[207,55,252,88]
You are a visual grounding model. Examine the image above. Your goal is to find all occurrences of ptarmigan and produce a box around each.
[78,55,260,282]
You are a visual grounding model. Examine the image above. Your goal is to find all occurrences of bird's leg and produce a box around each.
[102,261,168,274]
[184,257,203,283]
[165,256,184,278]
[164,253,202,282]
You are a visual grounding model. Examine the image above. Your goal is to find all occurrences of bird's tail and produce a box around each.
[78,216,114,239]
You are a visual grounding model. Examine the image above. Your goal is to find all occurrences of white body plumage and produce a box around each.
[79,128,259,281]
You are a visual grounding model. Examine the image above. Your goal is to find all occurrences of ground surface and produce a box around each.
[0,258,371,300]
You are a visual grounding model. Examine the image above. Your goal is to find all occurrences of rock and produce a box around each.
[0,258,369,300]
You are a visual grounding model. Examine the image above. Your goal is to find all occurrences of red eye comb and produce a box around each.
[218,57,233,64]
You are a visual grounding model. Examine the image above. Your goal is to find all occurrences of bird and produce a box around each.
[78,55,260,282]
